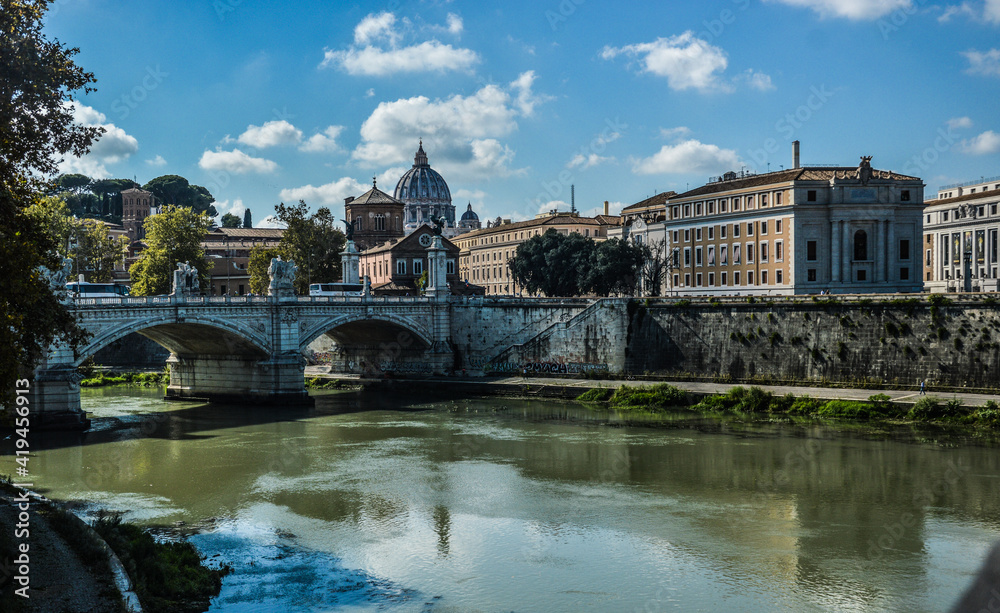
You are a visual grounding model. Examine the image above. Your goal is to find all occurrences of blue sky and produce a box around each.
[45,0,1000,226]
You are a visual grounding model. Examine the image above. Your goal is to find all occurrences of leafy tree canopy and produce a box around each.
[220,212,242,228]
[274,201,346,295]
[25,195,128,282]
[509,230,643,297]
[128,205,213,296]
[243,208,252,229]
[248,246,281,295]
[0,0,99,405]
[143,175,217,217]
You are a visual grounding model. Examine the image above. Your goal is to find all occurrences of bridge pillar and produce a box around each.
[164,351,310,405]
[24,343,90,429]
[424,235,455,374]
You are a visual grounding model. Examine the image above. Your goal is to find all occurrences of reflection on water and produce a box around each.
[7,386,1000,612]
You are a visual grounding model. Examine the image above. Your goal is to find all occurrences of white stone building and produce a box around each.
[922,175,1000,292]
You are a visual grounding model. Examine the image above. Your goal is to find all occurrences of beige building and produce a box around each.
[922,175,1000,292]
[619,145,924,296]
[452,210,621,296]
[201,227,283,296]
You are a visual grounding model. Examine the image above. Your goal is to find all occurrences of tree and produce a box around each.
[273,201,346,295]
[639,238,669,297]
[0,0,99,405]
[220,212,242,228]
[243,208,253,229]
[128,205,213,295]
[509,229,594,297]
[248,246,281,295]
[25,196,127,282]
[582,238,644,297]
[143,175,217,217]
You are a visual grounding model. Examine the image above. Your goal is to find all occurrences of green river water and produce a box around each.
[8,386,1000,612]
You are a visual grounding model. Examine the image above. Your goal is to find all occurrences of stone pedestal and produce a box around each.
[341,241,360,285]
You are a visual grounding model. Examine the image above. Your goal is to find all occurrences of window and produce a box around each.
[708,227,714,240]
[747,243,755,263]
[925,249,932,267]
[721,226,727,239]
[684,204,691,217]
[447,260,455,275]
[901,190,911,202]
[684,273,691,286]
[775,241,783,262]
[673,274,679,288]
[696,273,703,286]
[900,267,909,280]
[748,271,754,285]
[709,272,715,286]
[761,242,769,262]
[708,246,715,266]
[854,229,868,261]
[722,272,728,286]
[762,270,768,284]
[696,228,702,241]
[747,222,754,236]
[761,220,768,235]
[684,229,691,242]
[992,204,998,215]
[943,211,949,221]
[734,224,741,238]
[761,194,769,207]
[899,239,910,260]
[684,248,691,266]
[696,202,703,215]
[671,249,680,267]
[672,230,679,243]
[734,271,741,285]
[807,240,817,261]
[776,219,782,233]
[397,260,406,275]
[776,192,783,205]
[733,244,741,264]
[708,201,715,214]
[721,245,728,265]
[746,195,755,209]
[807,190,817,202]
[672,206,680,219]
[412,259,423,275]
[807,269,816,281]
[721,199,728,213]
[776,270,783,284]
[696,247,703,266]
[733,197,741,211]
[857,269,866,281]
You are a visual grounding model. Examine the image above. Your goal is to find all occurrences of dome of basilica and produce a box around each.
[394,141,453,227]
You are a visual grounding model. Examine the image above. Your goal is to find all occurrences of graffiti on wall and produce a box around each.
[472,356,608,375]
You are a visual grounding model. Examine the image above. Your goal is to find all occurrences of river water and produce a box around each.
[14,386,1000,612]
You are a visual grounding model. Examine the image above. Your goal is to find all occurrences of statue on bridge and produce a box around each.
[41,258,73,302]
[430,215,445,236]
[172,261,200,296]
[268,256,298,297]
[341,219,354,241]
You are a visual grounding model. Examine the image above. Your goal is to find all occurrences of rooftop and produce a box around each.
[925,186,1000,207]
[673,166,921,199]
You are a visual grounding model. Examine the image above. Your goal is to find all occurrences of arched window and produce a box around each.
[854,229,868,261]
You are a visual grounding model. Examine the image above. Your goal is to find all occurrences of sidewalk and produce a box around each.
[304,367,1000,407]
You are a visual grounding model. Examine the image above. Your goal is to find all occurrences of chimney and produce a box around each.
[792,140,800,169]
[604,200,609,216]
[344,196,355,205]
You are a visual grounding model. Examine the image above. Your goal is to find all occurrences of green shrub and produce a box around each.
[817,400,876,420]
[608,384,687,411]
[695,386,773,413]
[788,395,823,415]
[577,388,613,402]
[907,396,943,420]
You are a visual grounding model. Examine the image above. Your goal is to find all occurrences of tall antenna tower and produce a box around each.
[571,184,576,213]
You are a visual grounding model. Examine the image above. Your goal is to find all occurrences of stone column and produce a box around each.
[885,219,894,284]
[340,241,360,285]
[831,220,841,283]
[875,220,886,283]
[424,234,454,374]
[842,221,851,284]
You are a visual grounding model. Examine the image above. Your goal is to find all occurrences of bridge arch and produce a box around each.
[299,313,434,352]
[75,315,270,367]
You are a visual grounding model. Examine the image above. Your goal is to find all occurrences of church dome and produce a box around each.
[394,141,452,206]
[461,203,479,221]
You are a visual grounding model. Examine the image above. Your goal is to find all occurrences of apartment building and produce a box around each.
[452,210,621,295]
[922,175,1000,292]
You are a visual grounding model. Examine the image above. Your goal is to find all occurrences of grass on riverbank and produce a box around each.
[80,371,169,388]
[93,511,230,613]
[578,384,1000,428]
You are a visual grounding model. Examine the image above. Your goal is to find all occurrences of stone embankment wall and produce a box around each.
[484,295,1000,388]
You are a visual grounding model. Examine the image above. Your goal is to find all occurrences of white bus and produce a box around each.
[66,282,131,299]
[308,282,363,297]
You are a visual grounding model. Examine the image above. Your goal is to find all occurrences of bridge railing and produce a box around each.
[70,294,436,308]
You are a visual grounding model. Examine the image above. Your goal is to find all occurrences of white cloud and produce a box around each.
[57,101,139,178]
[939,1,1000,23]
[660,126,692,139]
[947,116,973,129]
[299,126,345,153]
[215,198,247,218]
[537,200,571,215]
[365,88,375,98]
[351,78,543,179]
[988,0,1000,22]
[763,0,912,20]
[256,215,285,229]
[454,188,487,206]
[279,177,370,206]
[632,139,742,175]
[198,149,278,174]
[509,70,553,117]
[601,32,732,92]
[237,120,302,148]
[963,48,1000,76]
[567,153,615,169]
[938,2,977,21]
[582,201,625,217]
[145,155,167,167]
[741,69,775,91]
[321,12,479,76]
[961,130,1000,154]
